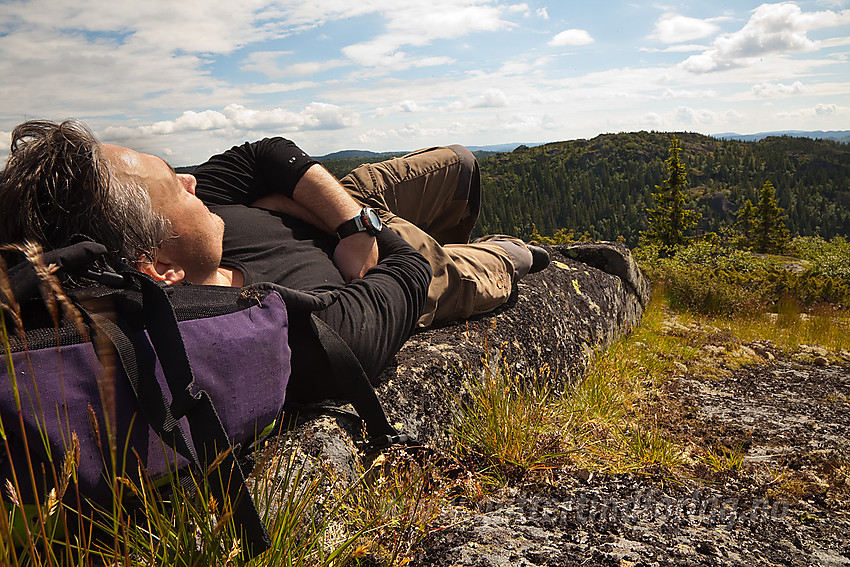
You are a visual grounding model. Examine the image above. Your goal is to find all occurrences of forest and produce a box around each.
[323,132,850,247]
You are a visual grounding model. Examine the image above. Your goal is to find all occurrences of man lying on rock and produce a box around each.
[1,119,548,381]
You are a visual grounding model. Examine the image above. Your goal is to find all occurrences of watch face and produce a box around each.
[364,208,382,231]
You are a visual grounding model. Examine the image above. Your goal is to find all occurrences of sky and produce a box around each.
[1,0,849,166]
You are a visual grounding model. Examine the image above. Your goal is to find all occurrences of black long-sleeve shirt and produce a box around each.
[193,138,432,380]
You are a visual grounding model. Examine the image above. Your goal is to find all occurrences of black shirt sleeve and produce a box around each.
[271,229,431,381]
[193,137,319,205]
[313,229,431,379]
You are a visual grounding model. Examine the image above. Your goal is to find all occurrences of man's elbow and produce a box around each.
[413,252,433,313]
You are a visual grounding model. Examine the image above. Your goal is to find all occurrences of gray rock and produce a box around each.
[375,242,649,448]
[559,241,652,308]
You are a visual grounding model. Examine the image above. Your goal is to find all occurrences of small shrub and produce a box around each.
[662,265,765,315]
[637,238,850,315]
[621,423,683,470]
[703,443,745,473]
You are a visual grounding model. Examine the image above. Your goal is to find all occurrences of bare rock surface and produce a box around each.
[258,242,850,566]
[415,357,850,566]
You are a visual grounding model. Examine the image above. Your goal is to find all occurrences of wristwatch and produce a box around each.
[336,207,383,239]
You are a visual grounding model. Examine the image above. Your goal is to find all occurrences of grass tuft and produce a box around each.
[451,356,574,485]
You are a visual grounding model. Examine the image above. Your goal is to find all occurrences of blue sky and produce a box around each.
[1,0,849,165]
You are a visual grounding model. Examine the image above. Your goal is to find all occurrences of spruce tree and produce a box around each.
[642,137,700,248]
[735,198,756,248]
[754,180,790,254]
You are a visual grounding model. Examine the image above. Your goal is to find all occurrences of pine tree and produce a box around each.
[754,180,790,253]
[735,198,756,247]
[641,137,700,248]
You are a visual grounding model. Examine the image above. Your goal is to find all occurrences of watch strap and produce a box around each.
[336,216,362,239]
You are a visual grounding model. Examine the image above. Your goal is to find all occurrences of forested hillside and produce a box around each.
[321,132,850,247]
[474,132,850,246]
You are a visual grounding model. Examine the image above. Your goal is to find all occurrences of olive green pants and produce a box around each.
[339,145,523,327]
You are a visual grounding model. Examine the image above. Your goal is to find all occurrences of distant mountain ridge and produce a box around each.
[712,130,850,143]
[314,143,539,161]
[318,132,847,162]
[315,149,401,161]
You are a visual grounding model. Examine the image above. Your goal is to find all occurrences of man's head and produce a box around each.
[100,144,225,284]
[0,119,224,284]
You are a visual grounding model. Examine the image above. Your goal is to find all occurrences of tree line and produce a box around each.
[473,132,850,246]
[642,137,791,255]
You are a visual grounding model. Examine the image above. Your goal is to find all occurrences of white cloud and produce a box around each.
[549,29,594,47]
[241,51,348,78]
[341,2,511,68]
[650,13,721,44]
[641,43,711,53]
[240,51,350,79]
[1,0,282,55]
[682,2,850,73]
[815,103,837,115]
[537,8,549,19]
[642,112,664,130]
[244,81,320,95]
[640,106,745,131]
[370,100,429,118]
[355,119,472,146]
[471,88,510,108]
[752,81,806,97]
[0,27,228,119]
[398,100,426,113]
[281,60,349,77]
[675,105,717,124]
[240,51,290,75]
[101,103,359,141]
[661,88,718,99]
[776,102,847,120]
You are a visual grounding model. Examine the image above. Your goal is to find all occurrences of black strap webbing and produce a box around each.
[86,311,198,466]
[87,273,271,558]
[310,315,398,439]
[133,274,271,557]
[249,282,413,450]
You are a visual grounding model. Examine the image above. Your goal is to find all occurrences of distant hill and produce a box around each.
[713,130,850,143]
[315,149,402,161]
[316,143,541,161]
[473,131,850,246]
[468,143,544,153]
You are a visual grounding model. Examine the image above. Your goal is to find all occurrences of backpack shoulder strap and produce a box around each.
[249,282,415,452]
[117,271,272,557]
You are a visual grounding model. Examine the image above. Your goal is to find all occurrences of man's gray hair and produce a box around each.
[0,119,170,267]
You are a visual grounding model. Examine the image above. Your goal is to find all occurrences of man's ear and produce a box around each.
[137,253,185,285]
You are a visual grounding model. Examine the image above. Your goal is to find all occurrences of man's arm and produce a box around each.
[311,229,431,378]
[252,164,378,281]
[193,138,378,281]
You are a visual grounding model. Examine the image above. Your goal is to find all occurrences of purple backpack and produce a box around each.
[1,242,289,556]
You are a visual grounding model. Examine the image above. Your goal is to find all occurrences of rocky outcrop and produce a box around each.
[375,241,648,448]
[263,242,649,480]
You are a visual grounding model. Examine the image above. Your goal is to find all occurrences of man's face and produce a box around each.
[101,144,225,284]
